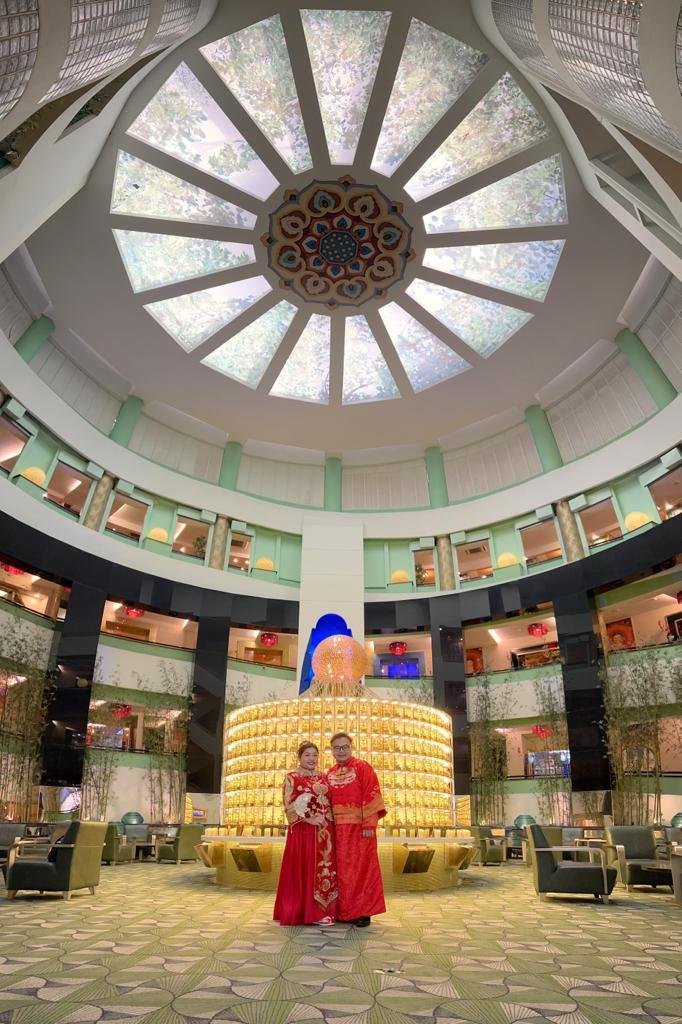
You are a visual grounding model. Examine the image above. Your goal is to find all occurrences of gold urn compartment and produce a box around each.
[222,677,454,828]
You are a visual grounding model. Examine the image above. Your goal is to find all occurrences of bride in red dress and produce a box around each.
[273,742,338,926]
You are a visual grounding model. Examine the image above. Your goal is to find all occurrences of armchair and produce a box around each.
[156,823,205,864]
[604,826,673,891]
[5,821,107,900]
[0,823,26,860]
[470,826,507,865]
[526,825,616,902]
[102,823,133,865]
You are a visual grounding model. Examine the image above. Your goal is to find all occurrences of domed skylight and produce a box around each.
[110,10,568,406]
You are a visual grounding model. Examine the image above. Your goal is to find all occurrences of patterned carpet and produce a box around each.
[0,861,681,1024]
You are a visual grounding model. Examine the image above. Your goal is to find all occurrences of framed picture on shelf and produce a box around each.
[606,617,636,651]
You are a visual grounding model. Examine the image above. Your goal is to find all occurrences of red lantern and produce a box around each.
[389,641,408,656]
[111,703,132,719]
[123,605,144,619]
[259,632,278,647]
[532,724,552,739]
[0,562,26,576]
[528,622,549,638]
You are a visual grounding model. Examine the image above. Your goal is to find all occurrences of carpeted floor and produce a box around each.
[0,861,681,1024]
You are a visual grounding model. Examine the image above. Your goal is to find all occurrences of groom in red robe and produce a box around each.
[327,732,386,927]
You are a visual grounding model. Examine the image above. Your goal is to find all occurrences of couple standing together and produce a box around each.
[273,732,386,927]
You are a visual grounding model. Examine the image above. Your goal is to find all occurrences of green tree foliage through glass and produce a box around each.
[113,229,255,292]
[111,151,256,228]
[201,16,312,174]
[126,63,278,199]
[405,72,550,200]
[372,19,488,176]
[301,9,390,165]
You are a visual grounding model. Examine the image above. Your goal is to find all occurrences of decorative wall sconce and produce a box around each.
[146,527,169,542]
[389,641,408,656]
[123,605,144,618]
[391,569,410,584]
[20,466,46,485]
[624,511,651,531]
[255,557,274,570]
[496,551,518,568]
[259,632,279,647]
[527,622,549,638]
[0,562,26,575]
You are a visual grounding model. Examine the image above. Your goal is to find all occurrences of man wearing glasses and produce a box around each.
[327,732,386,927]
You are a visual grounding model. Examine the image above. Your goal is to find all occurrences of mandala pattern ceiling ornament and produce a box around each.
[263,178,415,308]
[111,11,570,406]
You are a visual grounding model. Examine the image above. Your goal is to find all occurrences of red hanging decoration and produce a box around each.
[259,632,278,647]
[123,605,144,618]
[111,702,132,719]
[532,724,552,739]
[389,641,408,656]
[0,562,26,576]
[527,622,549,638]
[677,591,682,605]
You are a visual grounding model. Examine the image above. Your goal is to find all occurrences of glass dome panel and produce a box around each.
[202,300,298,387]
[379,302,470,391]
[301,9,390,165]
[126,63,278,200]
[424,154,566,233]
[201,16,312,174]
[113,230,255,293]
[405,72,550,201]
[144,276,272,352]
[342,316,399,404]
[423,240,565,301]
[111,152,257,228]
[270,315,331,403]
[406,278,532,357]
[371,19,488,176]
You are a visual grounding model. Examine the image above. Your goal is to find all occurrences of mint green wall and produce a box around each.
[219,441,242,490]
[424,447,449,508]
[109,396,143,446]
[611,474,660,528]
[615,329,678,410]
[14,316,53,363]
[387,539,413,583]
[252,526,278,566]
[10,428,58,481]
[491,521,524,571]
[524,404,563,472]
[364,540,386,589]
[279,533,302,584]
[144,497,175,542]
[324,457,342,511]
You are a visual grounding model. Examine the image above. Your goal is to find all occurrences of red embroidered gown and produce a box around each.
[327,757,386,920]
[273,770,338,926]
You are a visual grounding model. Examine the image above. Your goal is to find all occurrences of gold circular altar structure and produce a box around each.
[222,683,454,828]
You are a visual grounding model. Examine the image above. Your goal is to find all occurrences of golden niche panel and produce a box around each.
[222,689,454,828]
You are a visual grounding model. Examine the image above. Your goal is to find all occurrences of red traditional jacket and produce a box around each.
[327,757,386,827]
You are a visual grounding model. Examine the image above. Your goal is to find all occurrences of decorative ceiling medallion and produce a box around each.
[263,176,415,307]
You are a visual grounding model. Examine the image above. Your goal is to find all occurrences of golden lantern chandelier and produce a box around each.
[223,636,454,828]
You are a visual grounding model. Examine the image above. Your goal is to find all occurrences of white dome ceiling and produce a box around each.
[26,0,648,453]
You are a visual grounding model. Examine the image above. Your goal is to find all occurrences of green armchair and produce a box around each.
[5,821,107,900]
[156,824,204,863]
[471,826,507,865]
[604,826,673,891]
[527,825,617,902]
[102,823,133,865]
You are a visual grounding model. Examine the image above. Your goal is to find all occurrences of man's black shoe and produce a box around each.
[355,916,371,927]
